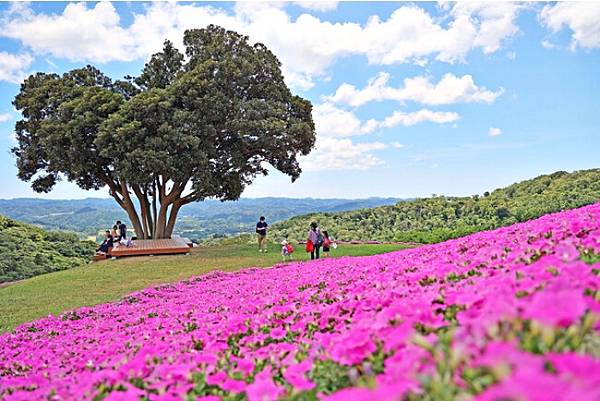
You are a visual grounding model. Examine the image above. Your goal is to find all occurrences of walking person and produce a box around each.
[256,216,268,253]
[307,222,323,260]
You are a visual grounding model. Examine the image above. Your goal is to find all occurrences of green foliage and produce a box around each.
[0,215,95,283]
[12,25,316,239]
[310,359,352,394]
[271,169,600,243]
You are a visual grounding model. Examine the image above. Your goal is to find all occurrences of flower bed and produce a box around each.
[1,204,600,401]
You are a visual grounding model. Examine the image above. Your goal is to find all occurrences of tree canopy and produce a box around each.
[12,25,316,238]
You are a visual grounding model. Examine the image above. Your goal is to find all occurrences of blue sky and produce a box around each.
[0,1,599,200]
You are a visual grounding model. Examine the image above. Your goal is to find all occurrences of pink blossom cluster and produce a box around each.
[1,204,600,401]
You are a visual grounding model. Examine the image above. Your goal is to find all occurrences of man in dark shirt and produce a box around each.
[256,216,268,253]
[116,220,127,240]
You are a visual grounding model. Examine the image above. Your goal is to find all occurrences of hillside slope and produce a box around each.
[0,215,95,283]
[2,202,599,400]
[271,169,600,243]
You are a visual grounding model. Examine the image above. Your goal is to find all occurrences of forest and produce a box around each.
[0,216,95,283]
[271,169,600,243]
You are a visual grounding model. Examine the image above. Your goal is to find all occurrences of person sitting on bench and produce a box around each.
[97,230,114,255]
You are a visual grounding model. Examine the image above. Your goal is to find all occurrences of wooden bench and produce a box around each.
[93,237,191,260]
[173,235,194,248]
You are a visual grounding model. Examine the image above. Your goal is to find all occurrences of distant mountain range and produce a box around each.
[0,197,402,241]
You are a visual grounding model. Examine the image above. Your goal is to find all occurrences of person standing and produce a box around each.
[116,220,127,241]
[256,216,268,252]
[322,230,335,257]
[307,222,323,260]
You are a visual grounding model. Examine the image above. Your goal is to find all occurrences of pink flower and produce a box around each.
[206,371,227,386]
[324,387,373,401]
[269,327,286,340]
[554,243,580,262]
[2,202,600,401]
[522,289,587,327]
[475,366,571,401]
[221,378,247,393]
[330,328,376,365]
[245,370,286,401]
[283,360,315,391]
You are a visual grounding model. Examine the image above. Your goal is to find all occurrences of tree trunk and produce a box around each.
[154,202,169,239]
[113,177,189,240]
[165,202,182,238]
[122,201,146,239]
[120,182,146,239]
[133,186,151,239]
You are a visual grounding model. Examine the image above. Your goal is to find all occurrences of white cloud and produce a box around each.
[328,72,503,107]
[541,39,557,50]
[0,52,33,83]
[294,2,338,12]
[0,113,13,123]
[0,2,523,90]
[506,51,516,60]
[312,103,373,137]
[488,127,502,137]
[448,2,522,54]
[308,103,457,170]
[302,137,387,171]
[379,109,460,128]
[2,3,134,62]
[314,102,460,137]
[540,2,600,50]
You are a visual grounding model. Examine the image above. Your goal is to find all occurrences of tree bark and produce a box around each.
[165,201,182,238]
[133,186,150,239]
[120,181,146,239]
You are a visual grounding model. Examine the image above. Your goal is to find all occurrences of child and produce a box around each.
[322,231,335,257]
[281,239,294,261]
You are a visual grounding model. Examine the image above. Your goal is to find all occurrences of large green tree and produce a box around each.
[12,25,316,239]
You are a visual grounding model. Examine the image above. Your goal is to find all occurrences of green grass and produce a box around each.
[0,242,411,333]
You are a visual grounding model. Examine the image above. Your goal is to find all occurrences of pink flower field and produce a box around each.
[2,204,600,401]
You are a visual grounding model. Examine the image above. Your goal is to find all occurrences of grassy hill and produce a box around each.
[271,168,600,243]
[0,215,95,283]
[0,197,400,241]
[0,242,410,332]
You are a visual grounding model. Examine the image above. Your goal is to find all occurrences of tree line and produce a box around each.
[270,169,600,244]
